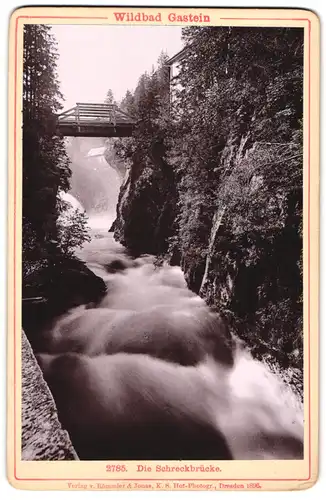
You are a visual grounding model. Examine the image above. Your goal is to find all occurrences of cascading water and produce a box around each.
[59,191,84,212]
[36,216,304,461]
[64,137,121,227]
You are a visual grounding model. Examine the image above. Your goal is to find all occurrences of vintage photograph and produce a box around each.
[20,21,305,463]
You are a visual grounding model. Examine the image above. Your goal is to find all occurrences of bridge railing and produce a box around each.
[58,102,118,127]
[56,102,136,136]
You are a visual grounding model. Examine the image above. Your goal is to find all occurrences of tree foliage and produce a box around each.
[104,88,118,106]
[57,203,91,257]
[169,27,304,369]
[22,25,90,287]
[23,25,71,263]
[115,51,170,162]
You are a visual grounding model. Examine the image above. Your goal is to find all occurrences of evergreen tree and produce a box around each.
[23,25,92,292]
[23,24,71,270]
[120,90,136,116]
[105,89,114,104]
[104,88,118,106]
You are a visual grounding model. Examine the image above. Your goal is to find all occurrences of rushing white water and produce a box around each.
[38,218,304,461]
[59,191,84,212]
[87,212,115,232]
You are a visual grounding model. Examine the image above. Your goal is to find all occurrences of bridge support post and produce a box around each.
[75,104,81,133]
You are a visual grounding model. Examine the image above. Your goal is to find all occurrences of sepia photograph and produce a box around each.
[6,6,320,491]
[20,21,305,462]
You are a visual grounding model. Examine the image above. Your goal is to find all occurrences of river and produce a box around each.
[36,213,304,461]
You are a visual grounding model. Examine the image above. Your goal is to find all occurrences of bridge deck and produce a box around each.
[56,102,136,137]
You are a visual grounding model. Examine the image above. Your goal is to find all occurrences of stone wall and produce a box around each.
[21,331,78,461]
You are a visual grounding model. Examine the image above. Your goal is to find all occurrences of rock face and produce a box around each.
[114,146,177,257]
[21,331,78,460]
[104,140,127,181]
[22,256,107,352]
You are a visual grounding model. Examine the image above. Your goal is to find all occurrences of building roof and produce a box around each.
[166,47,188,65]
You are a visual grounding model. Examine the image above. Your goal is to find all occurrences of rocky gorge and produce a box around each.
[111,27,304,384]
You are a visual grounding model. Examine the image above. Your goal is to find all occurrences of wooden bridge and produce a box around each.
[56,102,136,137]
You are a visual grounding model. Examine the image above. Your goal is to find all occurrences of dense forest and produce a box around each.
[112,26,304,376]
[22,25,106,337]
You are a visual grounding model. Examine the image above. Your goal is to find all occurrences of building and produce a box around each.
[165,47,188,101]
[166,47,187,81]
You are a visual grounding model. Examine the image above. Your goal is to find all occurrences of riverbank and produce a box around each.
[21,331,78,460]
